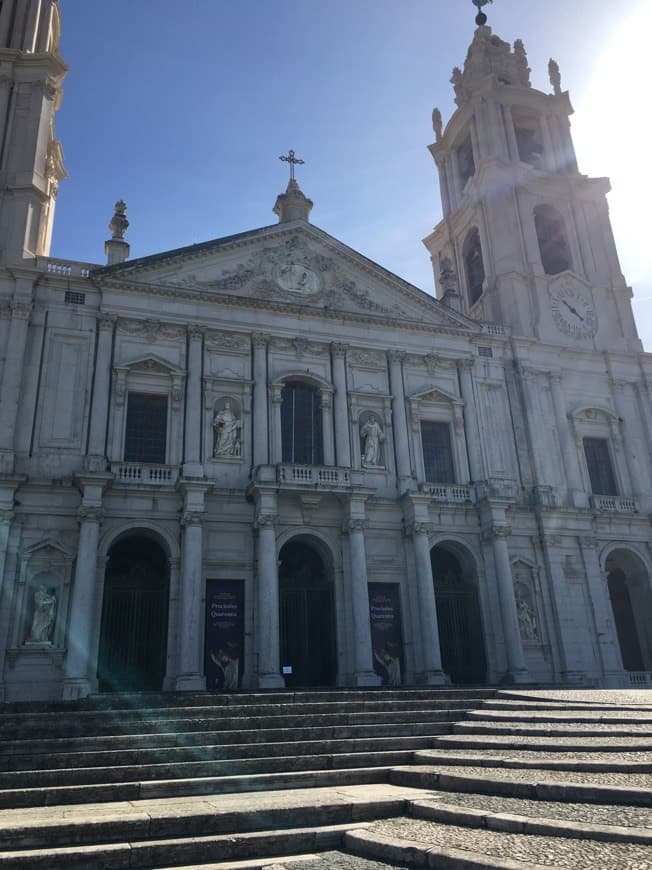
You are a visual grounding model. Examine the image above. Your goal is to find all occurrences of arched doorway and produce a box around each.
[97,535,169,692]
[431,544,486,684]
[278,538,336,687]
[605,549,652,673]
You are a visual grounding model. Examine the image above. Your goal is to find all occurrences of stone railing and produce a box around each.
[627,671,652,687]
[420,482,472,504]
[589,495,639,514]
[43,258,94,278]
[278,464,352,488]
[111,462,178,485]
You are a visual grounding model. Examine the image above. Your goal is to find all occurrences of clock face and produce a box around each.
[276,263,320,296]
[550,286,597,339]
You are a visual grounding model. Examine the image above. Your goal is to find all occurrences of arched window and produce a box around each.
[456,135,475,188]
[534,205,571,275]
[463,228,485,306]
[281,381,323,465]
[512,108,543,166]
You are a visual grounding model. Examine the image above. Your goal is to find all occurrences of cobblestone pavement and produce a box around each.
[413,763,652,787]
[369,816,652,868]
[419,790,652,828]
[499,690,652,707]
[423,748,652,763]
[275,852,409,869]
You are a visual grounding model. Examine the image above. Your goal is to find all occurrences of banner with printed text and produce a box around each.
[205,579,243,692]
[368,583,403,686]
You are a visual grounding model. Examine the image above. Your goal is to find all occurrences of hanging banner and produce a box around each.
[205,579,243,692]
[368,583,403,686]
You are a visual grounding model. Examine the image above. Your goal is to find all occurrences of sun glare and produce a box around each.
[573,2,652,286]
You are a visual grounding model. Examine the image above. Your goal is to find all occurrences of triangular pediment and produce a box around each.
[92,222,482,335]
[409,386,462,406]
[115,354,185,377]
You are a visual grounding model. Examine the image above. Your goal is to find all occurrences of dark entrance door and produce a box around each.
[279,540,336,687]
[608,569,644,671]
[431,546,486,684]
[97,536,169,692]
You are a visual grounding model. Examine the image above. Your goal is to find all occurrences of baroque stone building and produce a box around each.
[0,1,650,702]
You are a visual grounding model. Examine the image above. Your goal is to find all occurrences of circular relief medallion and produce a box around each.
[550,285,597,339]
[276,263,321,295]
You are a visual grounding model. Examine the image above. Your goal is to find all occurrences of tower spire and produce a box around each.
[273,150,313,223]
[472,0,492,27]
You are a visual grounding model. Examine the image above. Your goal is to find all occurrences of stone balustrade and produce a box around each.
[589,494,638,514]
[111,462,178,485]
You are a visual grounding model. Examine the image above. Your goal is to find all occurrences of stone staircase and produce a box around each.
[0,688,650,868]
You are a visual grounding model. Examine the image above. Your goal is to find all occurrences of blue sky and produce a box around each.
[53,1,651,348]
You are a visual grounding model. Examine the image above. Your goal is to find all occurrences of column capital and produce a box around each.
[0,509,14,525]
[580,536,599,550]
[483,524,512,543]
[549,372,563,387]
[187,324,204,341]
[10,300,32,320]
[98,313,117,332]
[252,332,270,348]
[78,506,104,524]
[457,357,475,373]
[331,342,348,358]
[181,510,204,528]
[255,512,278,529]
[404,520,434,538]
[387,349,406,365]
[343,517,368,534]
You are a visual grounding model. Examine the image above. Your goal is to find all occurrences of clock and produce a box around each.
[276,263,320,296]
[550,286,597,339]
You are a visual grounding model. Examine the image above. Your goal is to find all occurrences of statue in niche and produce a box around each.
[213,401,242,458]
[515,588,539,641]
[360,416,385,467]
[26,585,57,643]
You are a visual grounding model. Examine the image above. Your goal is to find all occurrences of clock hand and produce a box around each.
[561,299,584,321]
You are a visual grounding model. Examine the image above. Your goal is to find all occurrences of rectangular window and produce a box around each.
[583,437,617,496]
[421,421,455,484]
[124,393,168,464]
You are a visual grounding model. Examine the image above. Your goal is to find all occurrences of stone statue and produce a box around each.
[213,401,242,457]
[548,58,561,96]
[27,585,57,643]
[432,108,443,140]
[360,417,385,467]
[210,649,239,691]
[517,596,539,641]
[374,649,401,687]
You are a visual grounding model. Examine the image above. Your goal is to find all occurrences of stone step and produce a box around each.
[413,748,652,773]
[0,722,450,771]
[389,765,652,805]
[0,734,439,782]
[467,708,652,723]
[432,733,652,751]
[481,698,652,713]
[0,820,364,868]
[0,763,394,810]
[0,709,465,758]
[346,814,652,869]
[454,720,652,737]
[0,782,423,853]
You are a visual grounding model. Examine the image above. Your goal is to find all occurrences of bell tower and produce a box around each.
[423,21,641,352]
[0,0,66,262]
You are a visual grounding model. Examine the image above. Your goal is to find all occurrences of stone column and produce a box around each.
[0,509,14,598]
[0,300,31,470]
[86,314,116,470]
[252,334,269,466]
[580,536,625,687]
[611,379,644,499]
[174,512,206,691]
[407,522,446,684]
[457,359,484,482]
[62,505,104,700]
[163,557,181,690]
[331,344,351,467]
[345,517,382,686]
[320,389,335,466]
[255,512,284,688]
[270,384,284,464]
[183,326,204,477]
[387,351,412,488]
[549,373,583,501]
[484,525,529,682]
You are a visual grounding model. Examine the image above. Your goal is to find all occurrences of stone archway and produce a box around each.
[430,543,486,684]
[97,534,169,692]
[605,549,652,673]
[278,537,336,687]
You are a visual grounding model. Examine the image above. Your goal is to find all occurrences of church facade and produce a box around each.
[0,1,650,702]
